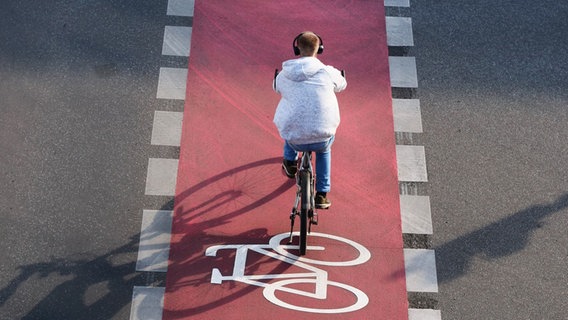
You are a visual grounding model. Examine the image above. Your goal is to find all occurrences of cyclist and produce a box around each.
[273,31,347,209]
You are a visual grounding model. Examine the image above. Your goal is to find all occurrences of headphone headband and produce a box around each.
[292,32,324,56]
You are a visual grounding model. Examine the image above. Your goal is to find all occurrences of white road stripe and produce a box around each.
[393,99,423,133]
[157,67,187,100]
[386,16,414,47]
[162,26,192,57]
[404,249,439,293]
[167,0,195,17]
[151,111,183,147]
[136,210,173,272]
[389,56,418,88]
[400,195,433,234]
[145,158,178,196]
[385,0,410,7]
[396,145,428,182]
[130,286,165,320]
[409,308,442,320]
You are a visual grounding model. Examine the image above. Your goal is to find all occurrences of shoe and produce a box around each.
[315,192,331,209]
[282,159,297,179]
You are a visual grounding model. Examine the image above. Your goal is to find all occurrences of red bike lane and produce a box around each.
[163,1,407,319]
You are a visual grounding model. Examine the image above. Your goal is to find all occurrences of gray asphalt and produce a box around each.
[0,1,185,319]
[408,1,568,319]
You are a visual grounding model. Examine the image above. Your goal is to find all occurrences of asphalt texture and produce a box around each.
[0,1,186,319]
[406,1,568,319]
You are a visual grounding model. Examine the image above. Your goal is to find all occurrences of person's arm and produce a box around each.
[326,66,347,92]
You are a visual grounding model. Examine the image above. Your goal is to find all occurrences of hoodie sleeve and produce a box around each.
[325,66,347,92]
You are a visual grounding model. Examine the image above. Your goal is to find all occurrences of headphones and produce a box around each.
[292,32,324,56]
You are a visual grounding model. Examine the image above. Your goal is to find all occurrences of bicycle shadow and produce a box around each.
[162,156,297,317]
[0,233,144,319]
[0,157,292,319]
[391,193,568,285]
[434,193,568,283]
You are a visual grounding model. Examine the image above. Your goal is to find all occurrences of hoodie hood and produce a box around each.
[281,57,326,81]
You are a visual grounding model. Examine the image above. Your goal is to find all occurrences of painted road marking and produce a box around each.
[162,26,192,57]
[151,111,183,147]
[386,17,414,47]
[156,67,187,100]
[393,98,423,133]
[396,145,428,182]
[400,195,433,234]
[389,56,419,88]
[409,308,442,320]
[385,0,410,7]
[404,249,439,293]
[167,0,195,17]
[136,210,173,272]
[206,232,371,314]
[130,286,165,320]
[144,158,178,196]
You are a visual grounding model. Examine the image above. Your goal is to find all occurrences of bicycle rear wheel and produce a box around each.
[299,170,311,255]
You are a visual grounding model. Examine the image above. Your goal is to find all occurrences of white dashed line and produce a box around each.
[144,158,178,196]
[385,0,410,7]
[400,195,433,234]
[162,26,192,57]
[393,98,423,133]
[132,1,195,319]
[386,16,414,47]
[389,56,419,88]
[408,308,442,320]
[151,111,183,147]
[404,249,439,293]
[167,0,195,17]
[156,67,188,100]
[396,145,428,182]
[387,4,442,315]
[130,286,165,320]
[135,210,173,272]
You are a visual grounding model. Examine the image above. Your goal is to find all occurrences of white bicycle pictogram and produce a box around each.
[205,232,371,314]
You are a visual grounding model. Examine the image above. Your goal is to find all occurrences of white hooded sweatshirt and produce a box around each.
[273,57,347,145]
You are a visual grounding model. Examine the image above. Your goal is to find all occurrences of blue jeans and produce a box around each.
[283,136,335,193]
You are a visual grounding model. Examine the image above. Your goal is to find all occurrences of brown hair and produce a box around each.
[297,32,320,56]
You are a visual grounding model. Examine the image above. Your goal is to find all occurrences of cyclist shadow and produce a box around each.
[163,157,296,317]
[390,193,568,288]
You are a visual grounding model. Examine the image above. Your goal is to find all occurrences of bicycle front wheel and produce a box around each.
[299,170,311,255]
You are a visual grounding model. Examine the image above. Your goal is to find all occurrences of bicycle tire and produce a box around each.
[299,170,311,255]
